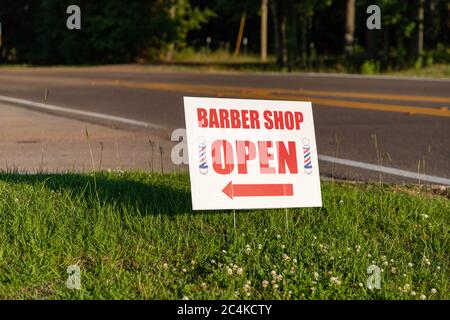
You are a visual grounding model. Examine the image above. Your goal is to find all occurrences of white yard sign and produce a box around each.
[184,97,322,210]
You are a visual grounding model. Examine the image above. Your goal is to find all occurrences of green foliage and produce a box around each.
[0,0,448,68]
[361,60,379,75]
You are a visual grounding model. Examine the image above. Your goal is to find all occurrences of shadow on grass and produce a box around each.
[0,172,193,216]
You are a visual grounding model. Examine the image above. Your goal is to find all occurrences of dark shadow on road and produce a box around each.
[0,172,194,216]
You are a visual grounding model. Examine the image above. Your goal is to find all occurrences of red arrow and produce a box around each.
[222,181,294,199]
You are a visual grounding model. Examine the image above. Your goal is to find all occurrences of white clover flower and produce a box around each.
[282,253,289,260]
[390,259,394,263]
[264,229,268,232]
[310,287,316,293]
[420,294,426,300]
[273,284,279,290]
[358,282,363,287]
[420,214,429,219]
[381,255,387,261]
[182,268,187,273]
[271,270,277,277]
[276,274,283,281]
[211,259,216,264]
[430,288,437,294]
[367,253,372,258]
[391,267,397,274]
[281,244,286,249]
[339,200,344,204]
[355,245,361,253]
[245,247,251,254]
[201,283,207,289]
[313,236,317,240]
[411,291,416,296]
[277,234,281,239]
[436,266,441,271]
[191,260,196,265]
[162,263,168,270]
[258,244,263,250]
[404,284,410,291]
[222,250,227,254]
[227,267,233,275]
[293,258,297,263]
[422,256,431,266]
[330,277,341,285]
[262,280,269,288]
[312,280,317,285]
[313,272,319,280]
[182,296,189,300]
[382,261,389,266]
[408,262,414,267]
[14,198,19,203]
[236,267,244,275]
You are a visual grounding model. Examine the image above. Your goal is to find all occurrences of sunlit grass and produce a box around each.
[0,172,448,299]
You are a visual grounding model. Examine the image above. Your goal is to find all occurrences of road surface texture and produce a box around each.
[0,65,448,184]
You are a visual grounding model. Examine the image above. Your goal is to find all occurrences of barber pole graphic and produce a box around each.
[198,136,208,175]
[303,138,313,175]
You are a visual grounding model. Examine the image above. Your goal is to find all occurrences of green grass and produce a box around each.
[386,64,450,78]
[0,172,448,300]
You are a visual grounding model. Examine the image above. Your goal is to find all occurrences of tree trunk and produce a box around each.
[287,1,298,71]
[344,0,355,57]
[416,0,425,56]
[280,10,288,67]
[366,28,376,60]
[165,1,176,62]
[440,0,449,44]
[270,0,283,67]
[234,13,247,56]
[261,0,268,62]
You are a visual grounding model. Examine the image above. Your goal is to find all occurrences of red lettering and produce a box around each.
[197,108,208,127]
[273,111,284,129]
[249,110,260,129]
[277,141,298,174]
[236,141,256,174]
[219,109,230,128]
[209,109,219,128]
[294,112,303,130]
[212,140,234,174]
[263,111,274,129]
[259,141,276,174]
[230,109,241,128]
[284,112,294,130]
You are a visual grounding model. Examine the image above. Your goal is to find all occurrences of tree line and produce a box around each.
[0,0,448,71]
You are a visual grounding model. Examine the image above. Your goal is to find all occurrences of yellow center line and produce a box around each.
[90,79,450,118]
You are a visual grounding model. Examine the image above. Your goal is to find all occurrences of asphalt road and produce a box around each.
[0,65,449,184]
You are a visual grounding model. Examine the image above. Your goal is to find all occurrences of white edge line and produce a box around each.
[319,154,450,186]
[0,95,163,130]
[1,95,449,185]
